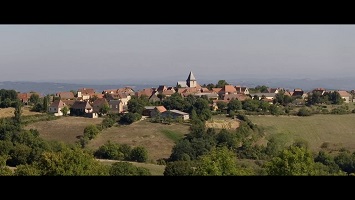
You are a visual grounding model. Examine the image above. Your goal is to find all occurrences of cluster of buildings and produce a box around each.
[16,71,355,119]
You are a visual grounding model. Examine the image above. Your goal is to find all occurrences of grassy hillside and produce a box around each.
[248,114,355,152]
[0,106,41,118]
[87,120,190,162]
[25,117,103,144]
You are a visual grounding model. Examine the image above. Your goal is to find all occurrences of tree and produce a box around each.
[94,141,124,160]
[130,146,148,162]
[29,93,40,105]
[265,146,318,176]
[83,124,100,140]
[127,96,145,114]
[13,100,22,128]
[0,155,12,176]
[216,80,229,88]
[36,147,109,175]
[14,164,42,176]
[164,161,195,176]
[61,106,69,116]
[194,146,253,176]
[99,102,110,115]
[216,101,227,112]
[42,95,49,113]
[109,162,151,176]
[255,85,269,93]
[297,107,312,116]
[227,99,242,113]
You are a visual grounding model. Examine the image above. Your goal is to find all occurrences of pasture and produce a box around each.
[248,114,355,152]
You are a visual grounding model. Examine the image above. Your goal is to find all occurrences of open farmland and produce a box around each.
[87,120,190,162]
[0,106,41,118]
[248,114,355,152]
[25,116,103,144]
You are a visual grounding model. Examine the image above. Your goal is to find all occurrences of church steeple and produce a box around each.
[187,71,196,81]
[186,71,197,87]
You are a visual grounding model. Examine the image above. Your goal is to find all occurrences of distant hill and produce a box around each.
[1,77,355,95]
[0,81,157,95]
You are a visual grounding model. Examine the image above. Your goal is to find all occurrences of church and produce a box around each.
[176,71,199,88]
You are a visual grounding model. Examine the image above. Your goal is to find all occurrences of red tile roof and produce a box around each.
[49,100,66,108]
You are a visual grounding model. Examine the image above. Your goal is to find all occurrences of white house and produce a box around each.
[48,100,69,116]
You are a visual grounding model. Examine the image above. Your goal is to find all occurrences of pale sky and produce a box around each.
[1,25,355,84]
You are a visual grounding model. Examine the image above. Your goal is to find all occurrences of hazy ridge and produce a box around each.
[1,77,355,95]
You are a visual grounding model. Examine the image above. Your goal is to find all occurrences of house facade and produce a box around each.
[48,100,69,116]
[70,101,93,116]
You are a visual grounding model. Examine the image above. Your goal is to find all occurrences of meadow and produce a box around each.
[248,114,355,152]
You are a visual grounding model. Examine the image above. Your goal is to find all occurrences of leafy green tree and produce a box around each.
[216,101,227,112]
[206,83,215,90]
[216,129,237,149]
[42,95,49,113]
[61,106,69,116]
[29,93,40,105]
[194,146,253,176]
[169,139,194,161]
[94,141,123,160]
[227,99,242,113]
[83,124,100,140]
[13,100,22,128]
[297,107,312,116]
[1,98,12,108]
[0,155,13,176]
[265,146,318,176]
[109,162,151,176]
[315,151,342,174]
[120,113,138,124]
[190,109,198,121]
[119,144,132,160]
[253,85,269,93]
[334,151,355,175]
[14,164,42,176]
[330,91,344,105]
[164,161,195,176]
[36,147,109,175]
[99,102,110,115]
[130,146,148,162]
[0,140,13,156]
[128,96,146,114]
[8,143,32,166]
[216,80,229,88]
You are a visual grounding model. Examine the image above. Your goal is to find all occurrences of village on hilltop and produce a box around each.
[15,71,355,119]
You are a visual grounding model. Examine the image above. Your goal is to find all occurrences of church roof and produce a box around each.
[186,71,196,81]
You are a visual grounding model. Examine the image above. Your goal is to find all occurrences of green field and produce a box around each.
[248,114,355,152]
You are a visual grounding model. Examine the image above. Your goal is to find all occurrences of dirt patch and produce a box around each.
[205,118,240,129]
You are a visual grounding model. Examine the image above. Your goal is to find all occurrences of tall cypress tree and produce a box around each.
[14,100,22,129]
[43,95,49,113]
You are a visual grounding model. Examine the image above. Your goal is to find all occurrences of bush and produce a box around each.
[94,141,123,160]
[297,107,312,116]
[120,113,140,124]
[109,162,151,176]
[83,125,100,140]
[331,107,348,115]
[130,146,148,162]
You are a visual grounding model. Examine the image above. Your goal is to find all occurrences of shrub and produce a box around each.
[83,125,100,140]
[297,107,312,116]
[130,146,148,162]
